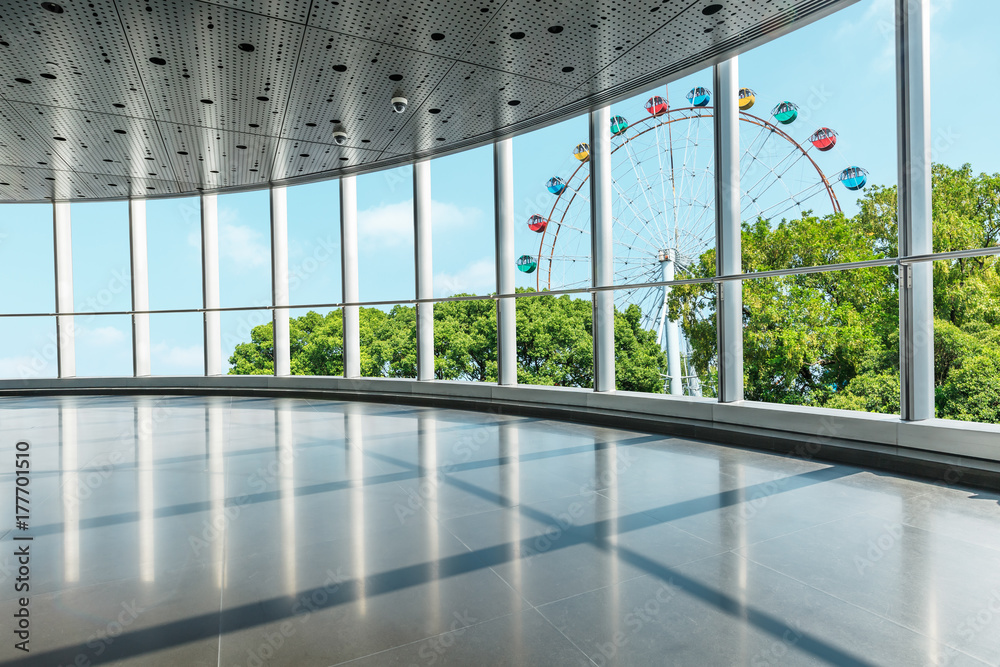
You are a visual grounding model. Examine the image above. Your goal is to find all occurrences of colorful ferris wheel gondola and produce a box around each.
[738,87,756,110]
[771,101,799,125]
[516,255,537,273]
[839,166,868,191]
[645,96,669,116]
[610,114,629,136]
[808,127,838,152]
[527,214,548,233]
[573,142,590,161]
[687,87,711,107]
[546,176,566,195]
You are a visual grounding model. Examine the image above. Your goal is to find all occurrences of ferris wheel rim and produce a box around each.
[535,105,842,292]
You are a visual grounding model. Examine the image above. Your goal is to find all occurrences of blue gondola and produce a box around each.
[546,176,566,195]
[840,166,868,191]
[687,87,711,107]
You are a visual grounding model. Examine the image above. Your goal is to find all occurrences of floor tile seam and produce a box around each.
[532,608,602,667]
[323,609,524,666]
[529,571,652,611]
[734,550,990,663]
[863,503,1000,557]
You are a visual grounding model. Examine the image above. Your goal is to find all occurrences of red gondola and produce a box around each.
[645,96,668,116]
[808,127,838,152]
[527,214,548,233]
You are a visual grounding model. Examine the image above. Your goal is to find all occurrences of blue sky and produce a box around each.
[0,0,991,378]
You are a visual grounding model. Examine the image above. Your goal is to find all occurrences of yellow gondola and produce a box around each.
[573,142,590,161]
[739,87,756,110]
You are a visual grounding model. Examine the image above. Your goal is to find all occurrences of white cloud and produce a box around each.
[184,207,270,270]
[78,325,126,347]
[358,199,484,247]
[0,355,54,379]
[433,257,495,297]
[151,343,204,373]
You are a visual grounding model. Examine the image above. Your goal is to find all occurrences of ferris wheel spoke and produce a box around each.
[624,137,668,249]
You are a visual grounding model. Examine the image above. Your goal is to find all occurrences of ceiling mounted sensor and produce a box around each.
[391,96,408,113]
[41,2,64,13]
[333,129,347,146]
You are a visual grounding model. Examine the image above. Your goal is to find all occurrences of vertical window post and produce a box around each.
[494,138,517,386]
[129,199,151,376]
[414,160,435,381]
[340,176,361,378]
[53,201,75,378]
[896,0,934,421]
[201,193,222,376]
[590,105,615,392]
[271,185,291,377]
[714,57,744,403]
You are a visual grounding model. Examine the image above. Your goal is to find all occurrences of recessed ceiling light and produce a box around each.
[149,57,166,65]
[201,99,213,104]
[548,26,563,34]
[431,33,445,41]
[41,2,64,13]
[256,96,269,101]
[510,32,525,39]
[702,3,723,15]
[15,78,31,84]
[333,65,347,72]
[238,43,255,52]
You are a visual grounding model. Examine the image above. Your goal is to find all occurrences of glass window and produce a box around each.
[357,166,415,304]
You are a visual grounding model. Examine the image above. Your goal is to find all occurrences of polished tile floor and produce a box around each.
[1,395,999,666]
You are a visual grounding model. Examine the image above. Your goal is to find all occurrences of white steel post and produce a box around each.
[201,193,222,376]
[659,253,683,395]
[495,138,517,386]
[714,57,744,403]
[590,105,615,392]
[129,199,151,376]
[53,201,75,378]
[414,160,435,381]
[271,185,291,377]
[340,175,361,379]
[897,0,934,421]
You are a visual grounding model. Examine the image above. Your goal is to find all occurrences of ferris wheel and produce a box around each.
[516,86,868,395]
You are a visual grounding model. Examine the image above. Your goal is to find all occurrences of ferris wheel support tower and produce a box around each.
[656,249,683,395]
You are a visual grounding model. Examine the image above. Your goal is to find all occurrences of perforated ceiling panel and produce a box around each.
[0,0,857,202]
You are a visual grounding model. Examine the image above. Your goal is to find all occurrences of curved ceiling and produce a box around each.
[0,0,853,202]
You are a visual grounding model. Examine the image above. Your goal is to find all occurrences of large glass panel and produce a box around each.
[0,203,56,377]
[75,314,133,377]
[360,304,416,378]
[0,317,58,379]
[357,166,415,303]
[515,291,592,388]
[514,115,589,295]
[928,3,1000,424]
[147,196,203,376]
[150,312,203,376]
[71,201,131,376]
[739,0,897,271]
[217,190,271,372]
[930,2,1000,254]
[288,180,340,309]
[741,266,899,414]
[147,197,202,310]
[431,146,495,298]
[224,308,272,375]
[433,296,496,382]
[285,307,343,377]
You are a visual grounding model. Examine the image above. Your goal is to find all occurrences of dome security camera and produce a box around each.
[332,130,347,146]
[391,96,408,114]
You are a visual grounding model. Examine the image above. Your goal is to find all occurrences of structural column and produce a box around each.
[494,138,517,386]
[896,0,934,421]
[340,176,361,378]
[590,105,615,392]
[129,199,151,376]
[201,193,222,376]
[53,201,75,378]
[271,186,291,377]
[714,57,744,403]
[414,159,435,381]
